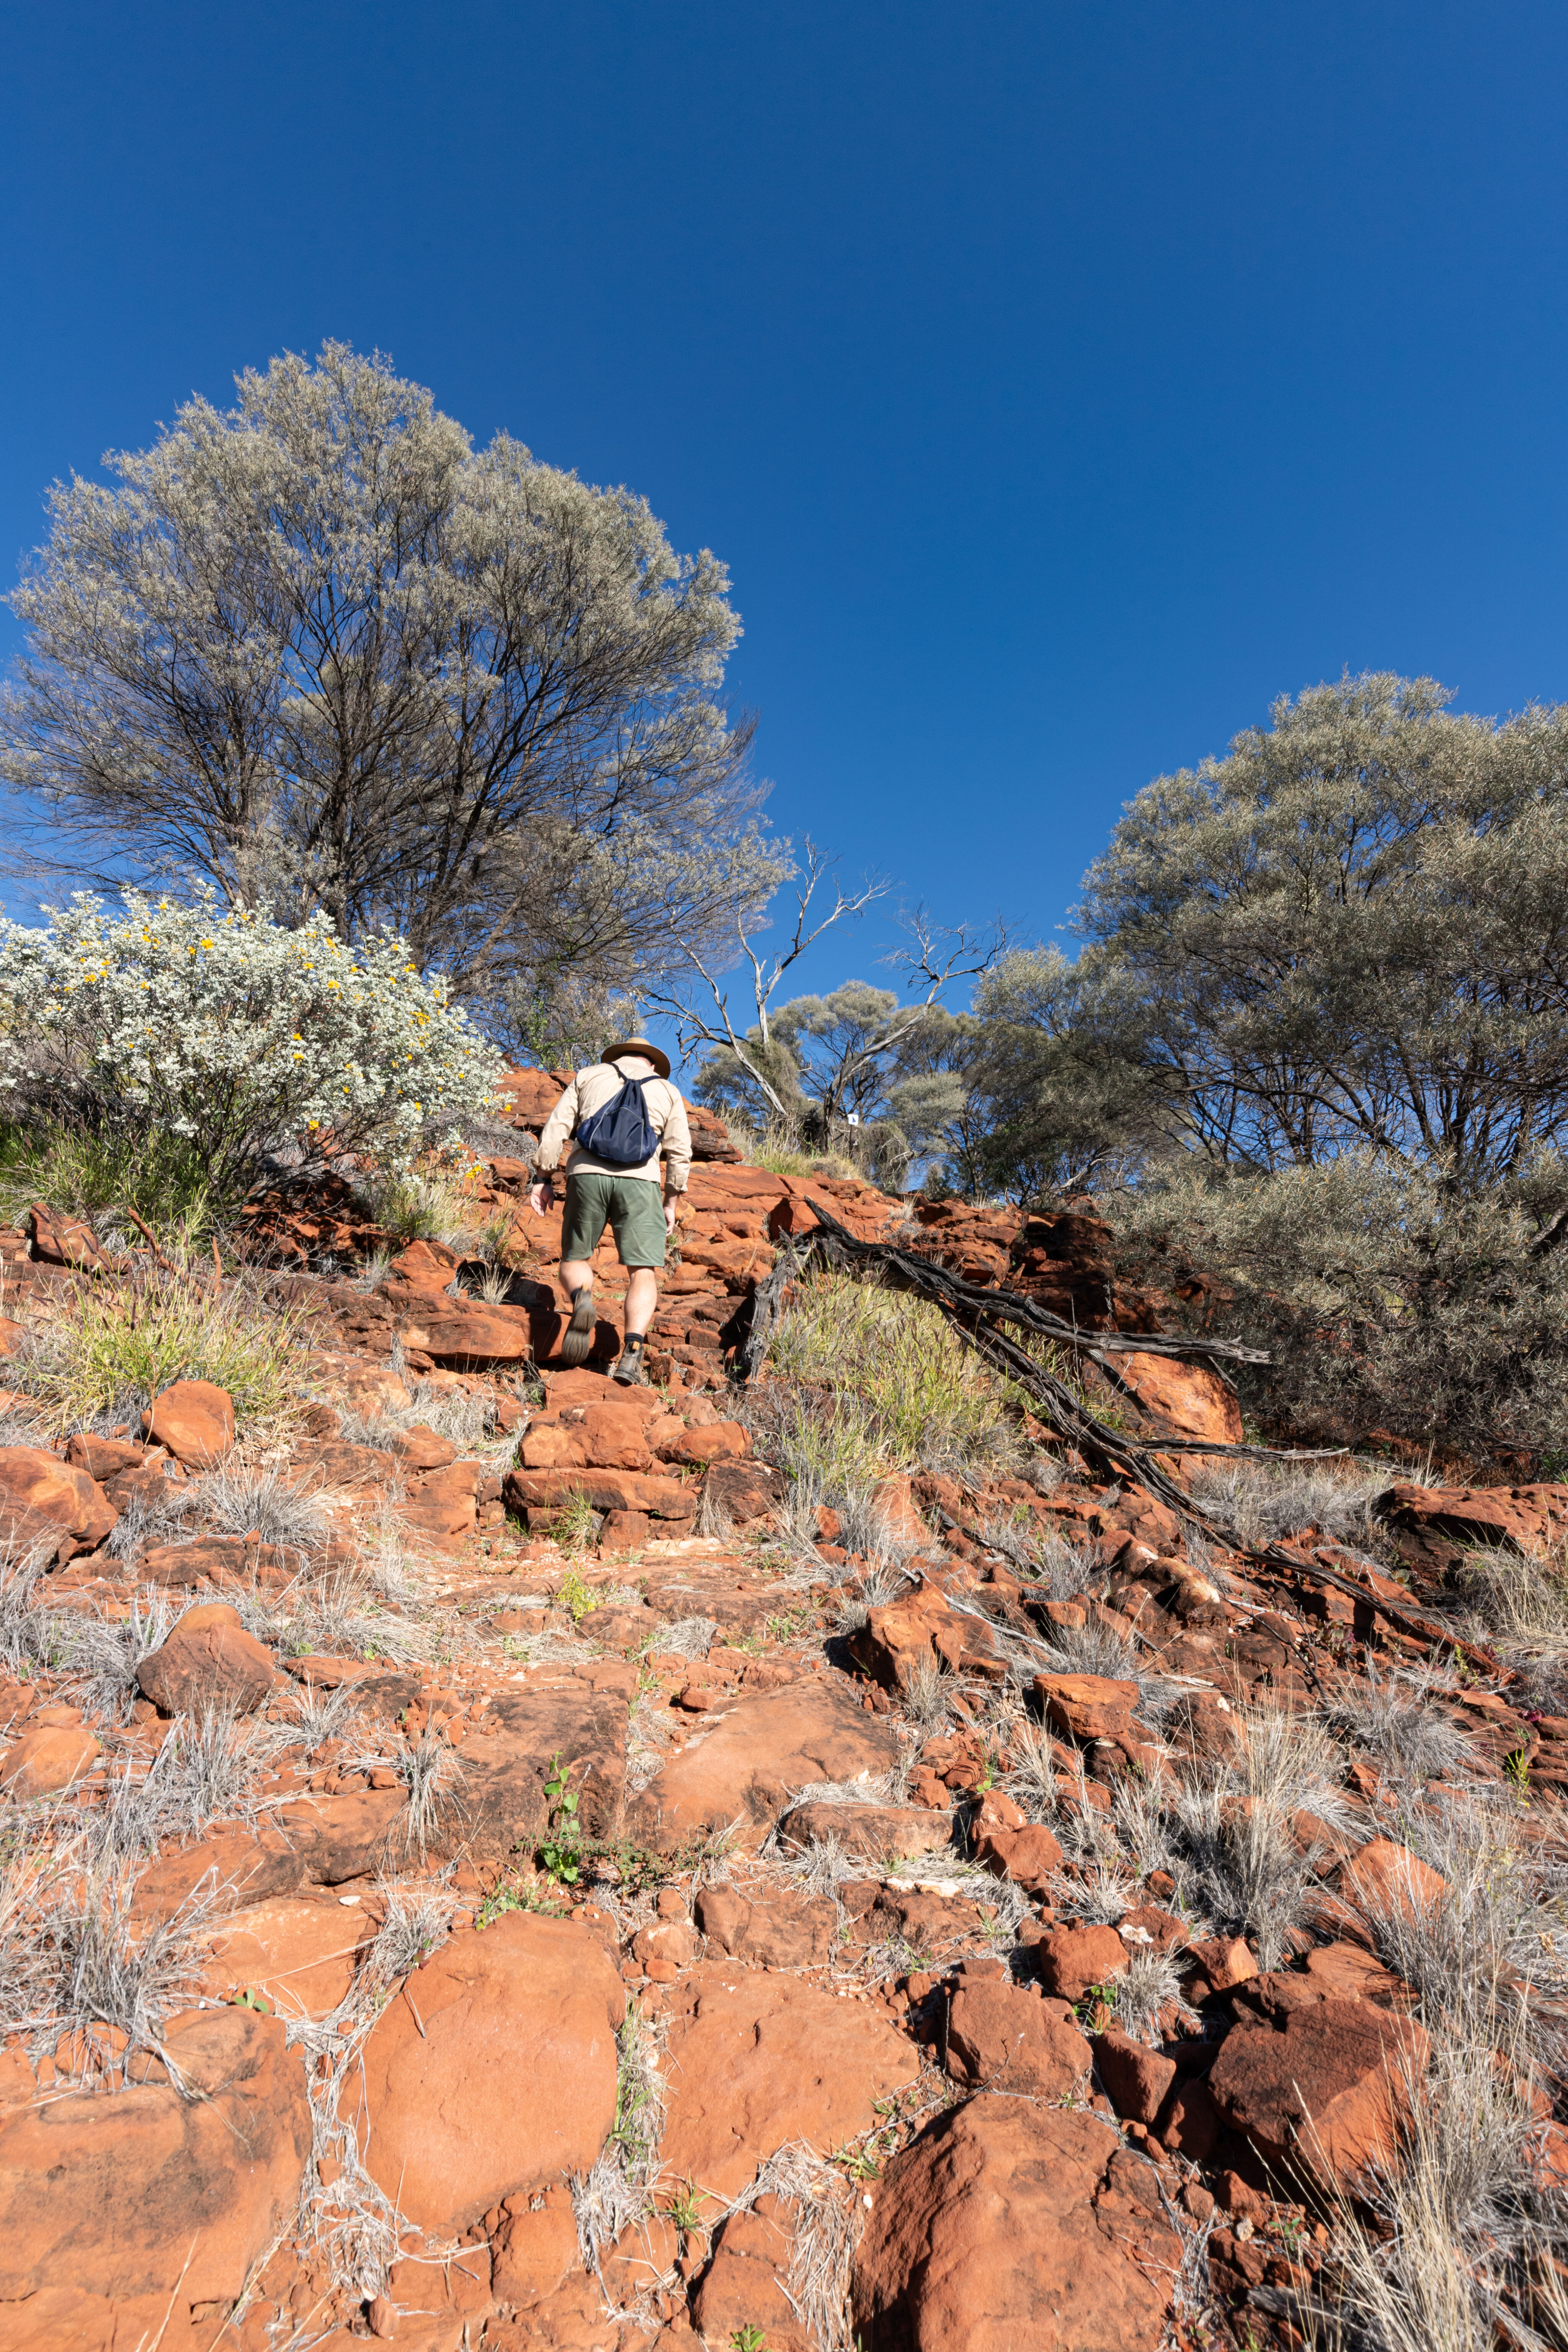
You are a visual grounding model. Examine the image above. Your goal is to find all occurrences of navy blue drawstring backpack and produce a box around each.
[575,1073,661,1166]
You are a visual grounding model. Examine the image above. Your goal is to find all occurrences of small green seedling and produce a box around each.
[555,1559,595,1619]
[730,2328,768,2352]
[668,2179,706,2233]
[539,1750,581,1883]
[231,1986,272,2015]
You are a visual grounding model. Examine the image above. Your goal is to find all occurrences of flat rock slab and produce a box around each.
[637,1558,783,1636]
[0,2011,309,2318]
[347,1910,625,2233]
[661,1963,918,2201]
[626,1682,897,1850]
[1207,1970,1429,2185]
[504,1463,698,1521]
[945,1981,1093,2097]
[200,1894,374,2021]
[852,2097,1179,2352]
[694,1882,838,1968]
[456,1681,629,1859]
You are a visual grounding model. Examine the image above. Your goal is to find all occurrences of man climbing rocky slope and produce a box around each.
[0,1078,1562,2352]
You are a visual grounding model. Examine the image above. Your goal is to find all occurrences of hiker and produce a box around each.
[528,1037,692,1385]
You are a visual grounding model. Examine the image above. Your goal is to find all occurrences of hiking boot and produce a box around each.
[613,1335,650,1386]
[560,1288,597,1367]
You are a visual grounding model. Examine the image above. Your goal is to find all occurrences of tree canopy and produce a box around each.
[965,673,1568,1201]
[1,343,783,1034]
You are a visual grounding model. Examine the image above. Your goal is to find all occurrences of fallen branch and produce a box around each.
[750,1207,1509,1676]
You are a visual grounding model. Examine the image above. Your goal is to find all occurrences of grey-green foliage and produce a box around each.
[1,340,783,1017]
[961,945,1167,1199]
[963,673,1568,1201]
[1117,1150,1568,1462]
[696,985,973,1187]
[1077,671,1568,1180]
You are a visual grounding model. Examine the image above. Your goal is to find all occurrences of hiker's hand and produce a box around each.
[664,1197,679,1235]
[529,1179,554,1217]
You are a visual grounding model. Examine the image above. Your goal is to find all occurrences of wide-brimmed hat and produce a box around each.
[602,1036,672,1081]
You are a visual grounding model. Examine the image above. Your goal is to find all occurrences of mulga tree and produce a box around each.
[1,342,785,1030]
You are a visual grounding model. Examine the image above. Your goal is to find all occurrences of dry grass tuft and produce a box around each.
[16,1251,302,1434]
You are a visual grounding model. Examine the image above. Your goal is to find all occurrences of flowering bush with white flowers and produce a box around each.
[0,889,506,1199]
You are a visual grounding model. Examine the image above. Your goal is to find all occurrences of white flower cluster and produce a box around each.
[0,888,505,1186]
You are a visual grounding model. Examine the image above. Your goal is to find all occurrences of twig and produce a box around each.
[122,1207,179,1275]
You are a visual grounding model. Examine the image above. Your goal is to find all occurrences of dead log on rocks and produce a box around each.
[755,1205,1504,1673]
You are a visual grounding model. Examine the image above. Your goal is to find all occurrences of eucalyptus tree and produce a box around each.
[1075,672,1568,1180]
[2,343,781,1024]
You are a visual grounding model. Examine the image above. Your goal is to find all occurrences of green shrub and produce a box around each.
[354,1163,476,1248]
[0,887,504,1206]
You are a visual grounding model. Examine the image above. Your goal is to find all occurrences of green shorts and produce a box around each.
[560,1171,667,1268]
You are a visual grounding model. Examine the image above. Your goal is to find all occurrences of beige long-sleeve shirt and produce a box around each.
[534,1057,693,1192]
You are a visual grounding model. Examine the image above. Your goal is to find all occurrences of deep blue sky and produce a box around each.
[3,1,1566,1029]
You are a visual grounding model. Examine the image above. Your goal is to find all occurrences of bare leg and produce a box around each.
[560,1257,594,1300]
[624,1266,659,1337]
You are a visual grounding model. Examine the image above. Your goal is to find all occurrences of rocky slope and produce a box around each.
[0,1088,1562,2350]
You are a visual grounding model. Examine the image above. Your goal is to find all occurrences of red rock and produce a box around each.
[1115,1352,1243,1446]
[1373,1478,1568,1571]
[136,1601,276,1715]
[694,1882,838,1968]
[973,1814,1063,1897]
[1155,2075,1221,2161]
[1207,1971,1430,2185]
[490,2180,581,2303]
[0,2009,309,2319]
[1183,1934,1257,2001]
[347,1909,624,2231]
[692,2193,809,2352]
[850,1576,1000,1691]
[143,1378,235,1467]
[1302,1941,1411,2007]
[0,1320,21,1359]
[137,1535,293,1591]
[201,1896,373,2021]
[0,1445,117,1546]
[1116,1902,1187,1955]
[578,1400,656,1470]
[945,1981,1093,2096]
[661,1964,918,2199]
[873,1473,929,1547]
[627,1683,896,1850]
[399,1461,479,1540]
[700,1456,787,1526]
[656,1420,750,1467]
[0,1723,100,1796]
[504,1463,697,1521]
[63,1431,144,1480]
[1339,1835,1447,1922]
[1034,1671,1141,1745]
[381,1238,461,1296]
[1034,1921,1129,2003]
[599,1509,650,1551]
[852,2097,1178,2351]
[393,1422,459,1469]
[1091,2028,1178,2124]
[398,1299,537,1367]
[26,1201,111,1271]
[632,1917,699,1970]
[519,1418,588,1468]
